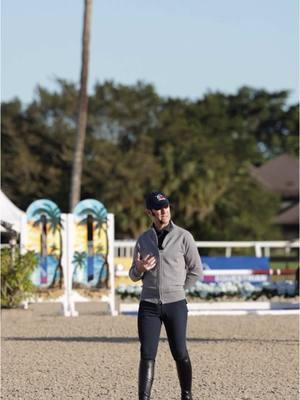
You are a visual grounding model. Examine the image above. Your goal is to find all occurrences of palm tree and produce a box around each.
[77,205,109,288]
[72,251,87,286]
[31,213,48,284]
[76,213,94,282]
[32,203,63,288]
[69,0,93,211]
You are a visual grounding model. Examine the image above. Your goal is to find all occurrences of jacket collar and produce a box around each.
[151,220,175,233]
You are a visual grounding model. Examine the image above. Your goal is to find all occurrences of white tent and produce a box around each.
[0,190,25,232]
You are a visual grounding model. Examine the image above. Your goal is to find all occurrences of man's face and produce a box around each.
[148,205,171,228]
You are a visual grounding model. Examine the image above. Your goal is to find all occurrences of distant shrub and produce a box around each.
[1,249,37,308]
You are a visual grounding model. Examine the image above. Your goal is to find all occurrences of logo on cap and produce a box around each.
[156,194,166,201]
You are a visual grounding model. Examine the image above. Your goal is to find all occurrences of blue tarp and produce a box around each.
[201,256,270,270]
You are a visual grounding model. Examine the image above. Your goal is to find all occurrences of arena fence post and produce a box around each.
[107,213,117,315]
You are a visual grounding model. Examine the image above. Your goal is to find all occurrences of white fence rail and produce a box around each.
[114,240,300,258]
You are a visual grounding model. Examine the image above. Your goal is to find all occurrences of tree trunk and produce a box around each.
[69,0,93,211]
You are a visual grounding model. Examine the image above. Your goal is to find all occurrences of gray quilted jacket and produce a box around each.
[129,221,203,304]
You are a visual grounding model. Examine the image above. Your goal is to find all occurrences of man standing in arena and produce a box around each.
[129,191,203,400]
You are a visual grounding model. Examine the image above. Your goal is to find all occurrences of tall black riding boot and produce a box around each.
[138,359,155,400]
[176,355,193,400]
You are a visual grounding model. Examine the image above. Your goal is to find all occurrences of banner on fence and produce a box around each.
[202,256,270,283]
[114,256,271,285]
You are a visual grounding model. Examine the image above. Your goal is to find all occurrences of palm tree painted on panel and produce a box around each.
[32,203,63,288]
[32,213,48,284]
[77,212,94,282]
[77,204,109,288]
[72,251,87,286]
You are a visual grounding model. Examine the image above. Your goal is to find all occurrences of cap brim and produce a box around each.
[152,200,169,210]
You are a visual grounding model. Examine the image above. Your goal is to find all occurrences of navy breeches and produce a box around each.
[138,299,189,361]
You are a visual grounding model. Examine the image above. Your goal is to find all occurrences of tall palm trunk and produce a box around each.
[69,0,93,211]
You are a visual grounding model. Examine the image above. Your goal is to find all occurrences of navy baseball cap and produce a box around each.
[145,191,170,210]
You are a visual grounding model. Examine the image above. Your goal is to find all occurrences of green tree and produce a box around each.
[1,249,37,308]
[1,82,298,240]
[1,83,77,211]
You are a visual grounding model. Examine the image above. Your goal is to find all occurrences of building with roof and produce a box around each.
[250,154,299,239]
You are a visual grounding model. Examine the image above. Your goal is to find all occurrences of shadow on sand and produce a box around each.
[4,336,298,344]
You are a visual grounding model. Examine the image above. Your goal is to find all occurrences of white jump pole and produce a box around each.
[107,213,118,316]
[61,213,78,317]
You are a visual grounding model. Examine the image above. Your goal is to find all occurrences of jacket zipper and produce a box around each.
[152,228,162,303]
[158,249,163,303]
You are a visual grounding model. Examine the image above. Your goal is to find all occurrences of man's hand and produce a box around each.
[135,252,156,273]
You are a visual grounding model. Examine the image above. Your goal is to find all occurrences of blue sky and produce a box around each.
[1,0,299,105]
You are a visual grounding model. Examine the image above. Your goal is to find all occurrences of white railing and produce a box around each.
[2,239,299,258]
[114,240,136,257]
[114,240,300,258]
